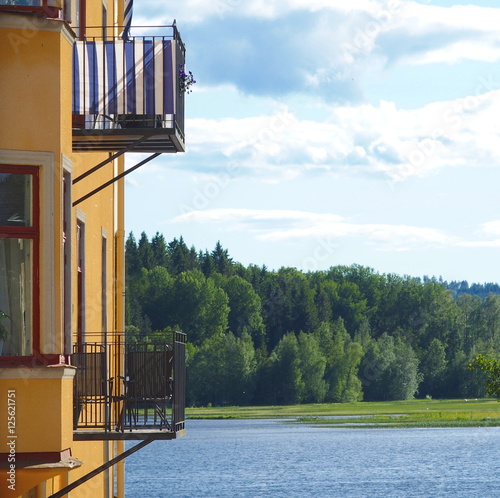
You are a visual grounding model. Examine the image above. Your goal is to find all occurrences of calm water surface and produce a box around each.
[125,419,500,497]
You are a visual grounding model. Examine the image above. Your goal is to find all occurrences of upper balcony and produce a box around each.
[72,331,186,440]
[72,26,186,154]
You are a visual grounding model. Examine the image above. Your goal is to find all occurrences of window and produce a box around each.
[73,0,86,38]
[76,215,86,345]
[63,169,72,355]
[0,166,39,357]
[0,0,62,19]
[101,231,107,333]
[0,1,43,6]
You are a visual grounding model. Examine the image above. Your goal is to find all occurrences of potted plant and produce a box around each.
[179,64,196,95]
[0,311,10,355]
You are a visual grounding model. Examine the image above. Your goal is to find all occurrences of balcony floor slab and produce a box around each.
[73,429,185,441]
[72,127,185,153]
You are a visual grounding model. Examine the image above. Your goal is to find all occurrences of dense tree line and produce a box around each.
[125,232,500,406]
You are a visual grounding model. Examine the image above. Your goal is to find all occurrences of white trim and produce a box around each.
[62,155,73,355]
[0,149,56,354]
[101,228,108,333]
[76,209,86,337]
[62,154,73,176]
[76,208,86,224]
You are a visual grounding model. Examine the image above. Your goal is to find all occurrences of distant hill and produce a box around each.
[416,276,500,300]
[445,281,500,300]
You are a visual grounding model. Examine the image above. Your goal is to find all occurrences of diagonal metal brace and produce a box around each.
[73,136,151,184]
[48,439,153,498]
[73,153,161,207]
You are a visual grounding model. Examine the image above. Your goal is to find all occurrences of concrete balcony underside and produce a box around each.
[72,126,185,153]
[73,428,185,441]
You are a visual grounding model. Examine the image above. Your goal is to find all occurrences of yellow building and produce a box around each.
[0,1,186,496]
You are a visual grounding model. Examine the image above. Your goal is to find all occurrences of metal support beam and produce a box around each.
[72,136,150,184]
[73,153,161,207]
[48,439,153,498]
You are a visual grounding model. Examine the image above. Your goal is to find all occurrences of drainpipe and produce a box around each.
[117,440,125,498]
[115,148,127,498]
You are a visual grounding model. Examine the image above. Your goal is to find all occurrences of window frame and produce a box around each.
[0,0,62,18]
[0,164,40,364]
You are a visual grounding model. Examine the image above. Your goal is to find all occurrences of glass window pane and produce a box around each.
[0,1,42,6]
[0,238,33,356]
[0,173,32,227]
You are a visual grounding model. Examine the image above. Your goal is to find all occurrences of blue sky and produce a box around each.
[124,0,500,284]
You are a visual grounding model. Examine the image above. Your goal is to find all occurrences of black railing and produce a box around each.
[72,332,186,440]
[172,331,186,433]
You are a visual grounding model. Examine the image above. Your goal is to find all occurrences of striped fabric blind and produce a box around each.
[72,39,177,116]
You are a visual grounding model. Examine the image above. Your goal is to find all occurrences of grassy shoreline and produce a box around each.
[186,398,500,428]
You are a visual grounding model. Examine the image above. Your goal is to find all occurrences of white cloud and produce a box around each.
[173,209,344,225]
[460,240,500,248]
[479,221,500,237]
[180,87,500,183]
[399,3,500,64]
[136,0,393,24]
[136,2,500,77]
[129,1,500,114]
[170,208,457,251]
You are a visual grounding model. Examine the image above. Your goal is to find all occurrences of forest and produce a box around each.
[125,232,500,407]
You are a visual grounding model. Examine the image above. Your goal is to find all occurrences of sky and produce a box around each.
[124,0,500,284]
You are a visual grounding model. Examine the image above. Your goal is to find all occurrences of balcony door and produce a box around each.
[74,0,86,38]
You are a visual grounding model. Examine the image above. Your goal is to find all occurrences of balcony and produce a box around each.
[72,27,186,153]
[72,332,186,440]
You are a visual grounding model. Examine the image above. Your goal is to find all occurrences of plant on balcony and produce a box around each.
[179,64,196,94]
[0,311,10,341]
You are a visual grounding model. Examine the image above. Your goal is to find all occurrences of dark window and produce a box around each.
[0,166,39,357]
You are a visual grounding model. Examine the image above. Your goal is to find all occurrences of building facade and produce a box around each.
[0,1,186,496]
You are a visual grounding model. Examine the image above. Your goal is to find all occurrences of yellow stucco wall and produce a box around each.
[0,368,76,453]
[69,440,113,498]
[72,154,120,336]
[0,1,128,496]
[0,23,65,152]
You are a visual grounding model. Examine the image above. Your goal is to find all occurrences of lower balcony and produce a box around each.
[72,332,186,440]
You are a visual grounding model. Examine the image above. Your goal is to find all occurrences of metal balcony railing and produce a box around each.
[72,26,186,153]
[72,331,186,440]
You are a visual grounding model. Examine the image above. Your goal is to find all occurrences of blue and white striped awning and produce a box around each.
[72,38,177,116]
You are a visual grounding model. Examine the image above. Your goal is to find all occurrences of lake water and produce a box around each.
[125,419,500,497]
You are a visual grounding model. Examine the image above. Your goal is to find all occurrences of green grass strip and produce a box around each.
[186,398,500,428]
